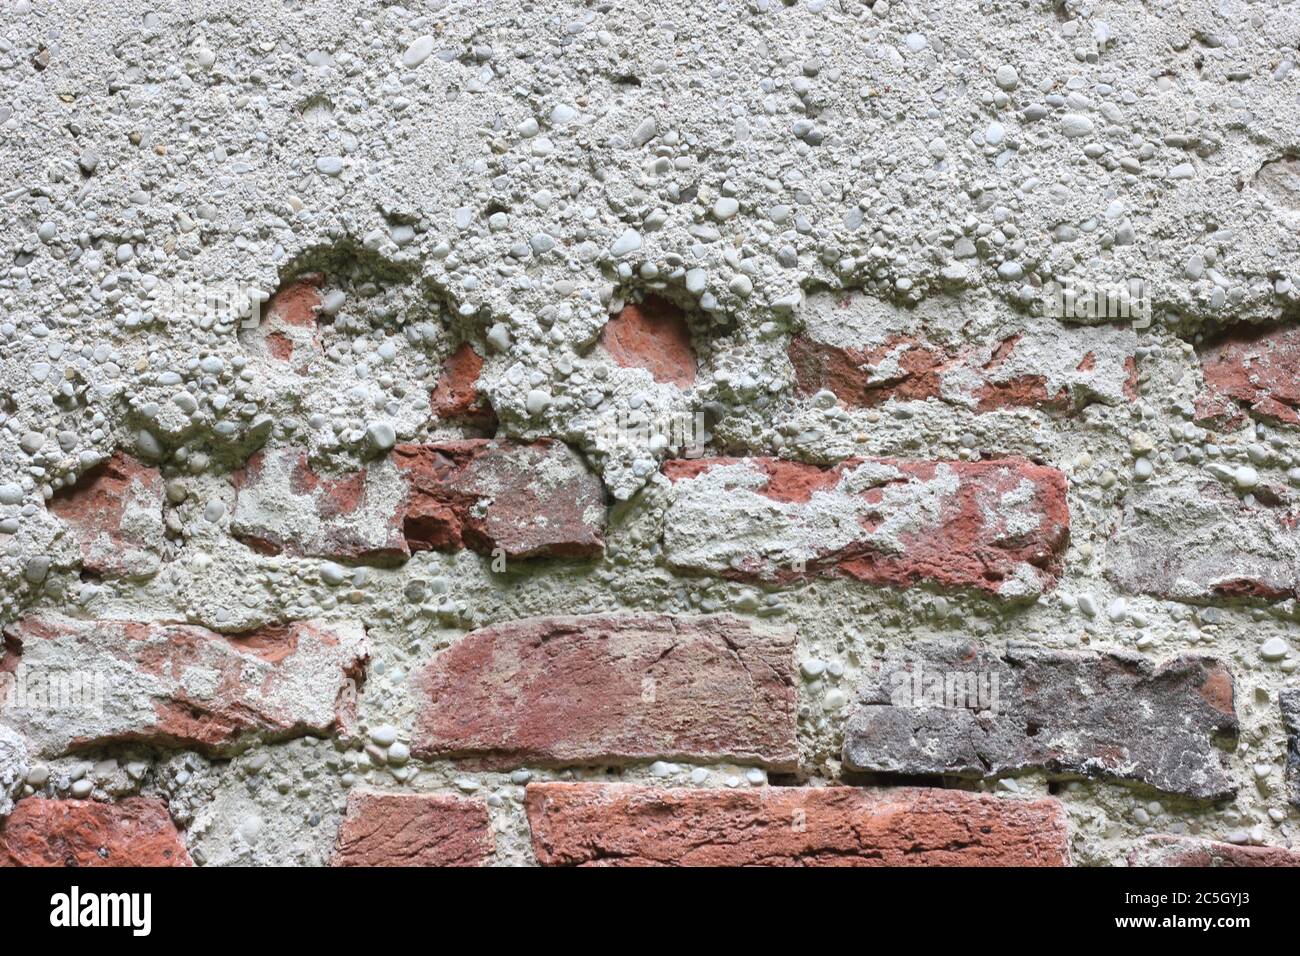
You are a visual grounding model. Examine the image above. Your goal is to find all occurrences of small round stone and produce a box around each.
[402,35,435,68]
[1260,637,1289,661]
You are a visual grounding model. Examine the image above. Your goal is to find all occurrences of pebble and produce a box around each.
[609,228,642,257]
[316,156,343,176]
[365,421,396,454]
[402,35,435,68]
[319,561,349,586]
[369,725,398,747]
[525,389,552,415]
[630,118,657,146]
[1061,113,1094,138]
[800,658,826,680]
[1260,637,1289,661]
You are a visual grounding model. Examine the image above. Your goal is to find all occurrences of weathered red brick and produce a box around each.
[231,447,408,561]
[232,440,605,564]
[1197,323,1300,427]
[394,439,604,559]
[1,615,368,756]
[662,456,1069,599]
[0,797,191,867]
[1128,836,1300,867]
[240,274,323,370]
[412,613,797,770]
[599,295,696,388]
[47,451,165,579]
[525,783,1070,866]
[843,640,1238,800]
[430,343,496,429]
[791,291,1136,413]
[331,790,493,867]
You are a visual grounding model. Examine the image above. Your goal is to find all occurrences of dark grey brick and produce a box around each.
[1282,690,1300,808]
[842,641,1238,800]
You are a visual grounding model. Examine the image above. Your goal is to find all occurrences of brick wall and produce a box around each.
[1,1,1299,869]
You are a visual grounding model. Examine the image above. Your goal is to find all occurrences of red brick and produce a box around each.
[599,296,696,388]
[1197,323,1300,427]
[331,791,493,867]
[430,343,496,429]
[0,797,191,866]
[393,439,604,559]
[1128,836,1300,867]
[412,613,797,770]
[47,451,165,579]
[525,783,1070,866]
[1,615,368,756]
[662,457,1069,599]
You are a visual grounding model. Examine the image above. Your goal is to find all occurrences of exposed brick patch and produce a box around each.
[0,797,191,866]
[791,291,1136,413]
[1,615,368,756]
[1283,690,1300,808]
[238,274,324,370]
[412,613,797,770]
[599,295,696,389]
[842,641,1237,800]
[1196,323,1300,427]
[1128,836,1300,867]
[1109,483,1300,602]
[47,451,165,579]
[331,790,493,867]
[662,457,1069,599]
[231,447,408,561]
[430,342,496,429]
[525,783,1070,866]
[238,274,325,371]
[393,439,605,559]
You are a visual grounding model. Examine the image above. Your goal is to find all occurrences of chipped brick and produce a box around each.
[231,446,408,561]
[393,439,604,559]
[1,615,368,756]
[1128,835,1300,867]
[430,342,496,429]
[792,291,1136,412]
[47,451,165,579]
[662,456,1068,599]
[1197,323,1300,427]
[240,274,323,370]
[525,783,1070,866]
[412,613,797,770]
[1109,483,1300,602]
